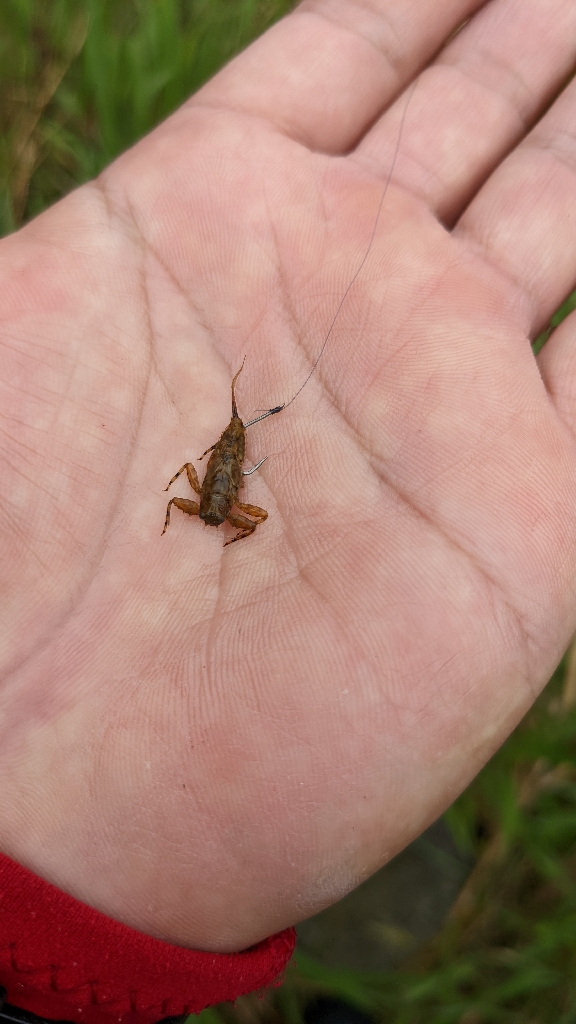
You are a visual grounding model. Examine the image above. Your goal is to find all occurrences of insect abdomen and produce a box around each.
[199,417,245,526]
[199,468,235,524]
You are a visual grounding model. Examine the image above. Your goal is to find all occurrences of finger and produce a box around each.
[190,0,486,154]
[538,311,576,439]
[454,74,576,332]
[355,0,576,223]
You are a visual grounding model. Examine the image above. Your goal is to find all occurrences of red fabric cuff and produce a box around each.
[0,853,295,1024]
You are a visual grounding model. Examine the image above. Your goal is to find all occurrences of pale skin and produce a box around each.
[1,0,576,954]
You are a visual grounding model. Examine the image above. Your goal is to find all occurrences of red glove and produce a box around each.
[0,853,295,1024]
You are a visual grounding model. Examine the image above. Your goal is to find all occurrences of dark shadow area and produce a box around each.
[304,997,375,1024]
[297,818,473,971]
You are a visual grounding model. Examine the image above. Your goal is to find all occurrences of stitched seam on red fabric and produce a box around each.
[9,945,54,979]
[6,949,132,1010]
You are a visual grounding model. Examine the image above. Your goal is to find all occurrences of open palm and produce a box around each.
[2,0,576,952]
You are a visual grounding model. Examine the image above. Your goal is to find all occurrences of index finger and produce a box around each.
[190,0,487,153]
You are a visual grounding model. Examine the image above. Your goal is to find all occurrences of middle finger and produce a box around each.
[354,0,576,225]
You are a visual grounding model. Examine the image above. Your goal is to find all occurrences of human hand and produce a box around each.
[1,0,576,952]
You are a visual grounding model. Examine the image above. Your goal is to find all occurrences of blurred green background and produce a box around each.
[2,3,576,1022]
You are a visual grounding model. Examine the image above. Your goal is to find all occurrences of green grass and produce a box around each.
[0,0,291,234]
[2,3,576,1022]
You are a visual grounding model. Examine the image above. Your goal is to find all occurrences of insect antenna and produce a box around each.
[253,80,418,421]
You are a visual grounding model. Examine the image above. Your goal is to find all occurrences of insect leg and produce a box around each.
[244,405,284,428]
[162,497,200,535]
[164,463,202,493]
[197,444,216,461]
[224,514,258,545]
[235,500,268,522]
[225,502,268,545]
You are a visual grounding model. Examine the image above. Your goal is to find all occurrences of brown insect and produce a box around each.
[162,360,281,545]
[162,85,416,546]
